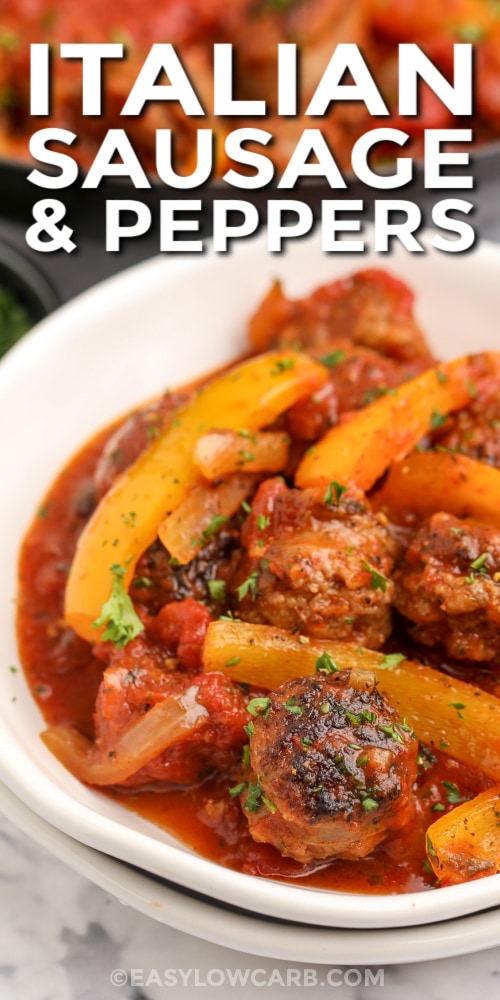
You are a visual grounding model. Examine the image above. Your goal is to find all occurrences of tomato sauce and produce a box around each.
[17,418,491,896]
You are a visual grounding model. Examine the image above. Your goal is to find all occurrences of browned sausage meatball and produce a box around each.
[435,393,500,469]
[234,478,398,649]
[94,390,190,499]
[241,670,417,864]
[394,512,500,661]
[248,268,434,364]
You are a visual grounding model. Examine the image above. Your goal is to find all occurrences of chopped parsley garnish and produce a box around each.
[270,357,295,375]
[247,697,272,719]
[435,369,448,385]
[362,561,389,593]
[302,736,313,749]
[379,652,406,669]
[92,564,145,648]
[133,576,152,588]
[470,553,489,572]
[431,410,447,430]
[361,797,378,812]
[225,656,241,667]
[357,754,369,767]
[315,651,341,675]
[431,802,446,812]
[319,349,345,368]
[324,480,347,506]
[257,515,271,531]
[238,450,255,463]
[448,702,466,719]
[202,515,228,540]
[282,695,304,715]
[218,610,242,622]
[426,834,437,858]
[241,499,252,514]
[244,782,263,812]
[378,723,404,744]
[207,579,227,601]
[236,571,259,601]
[244,721,254,739]
[442,780,465,804]
[229,781,247,797]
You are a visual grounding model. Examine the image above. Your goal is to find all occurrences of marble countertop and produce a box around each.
[2,167,500,1000]
[1,802,500,1000]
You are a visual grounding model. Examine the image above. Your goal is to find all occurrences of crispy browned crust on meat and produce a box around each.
[243,671,417,863]
[394,512,500,661]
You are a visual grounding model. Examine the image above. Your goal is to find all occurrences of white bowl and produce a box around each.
[1,230,500,932]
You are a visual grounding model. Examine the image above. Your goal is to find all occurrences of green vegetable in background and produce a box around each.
[0,284,32,358]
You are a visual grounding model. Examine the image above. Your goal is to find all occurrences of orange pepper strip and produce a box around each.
[65,350,327,642]
[425,786,500,886]
[373,450,500,529]
[203,621,500,781]
[295,353,500,491]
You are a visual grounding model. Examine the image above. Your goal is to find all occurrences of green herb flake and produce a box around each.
[244,782,263,812]
[471,553,489,572]
[431,410,447,430]
[261,794,277,814]
[436,369,448,385]
[247,697,272,719]
[378,723,404,744]
[362,561,389,593]
[442,780,465,804]
[257,515,271,531]
[236,571,259,602]
[282,695,304,716]
[431,802,446,812]
[315,651,341,675]
[319,349,345,368]
[225,656,241,667]
[361,797,379,812]
[449,702,466,719]
[241,499,252,514]
[207,579,227,601]
[91,564,145,648]
[324,480,347,506]
[270,357,295,376]
[379,652,406,669]
[229,781,247,798]
[426,834,437,858]
[133,576,152,589]
[202,515,228,541]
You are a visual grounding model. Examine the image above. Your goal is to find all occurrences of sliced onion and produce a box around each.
[42,685,208,785]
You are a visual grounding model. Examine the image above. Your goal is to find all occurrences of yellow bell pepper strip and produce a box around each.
[425,786,500,885]
[192,429,290,479]
[373,450,500,529]
[295,353,500,492]
[203,620,500,781]
[65,350,327,643]
[159,472,257,565]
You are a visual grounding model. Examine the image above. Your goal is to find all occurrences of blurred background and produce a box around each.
[0,0,499,344]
